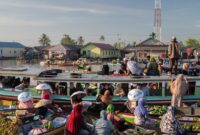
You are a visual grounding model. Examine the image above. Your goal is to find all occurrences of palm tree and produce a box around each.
[39,33,51,46]
[149,32,156,40]
[77,36,84,45]
[100,35,105,42]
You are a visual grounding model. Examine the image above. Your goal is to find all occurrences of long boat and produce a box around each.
[0,67,200,107]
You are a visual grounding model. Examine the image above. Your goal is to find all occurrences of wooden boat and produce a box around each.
[0,68,200,107]
[42,125,65,135]
[0,67,28,71]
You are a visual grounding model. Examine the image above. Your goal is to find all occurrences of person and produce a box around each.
[160,106,183,134]
[83,83,90,95]
[76,83,83,91]
[102,63,109,75]
[100,90,112,109]
[134,98,148,125]
[15,80,29,91]
[127,56,143,76]
[106,104,124,131]
[70,82,77,95]
[36,83,53,101]
[146,57,159,76]
[170,74,188,107]
[17,92,33,115]
[119,58,128,74]
[66,104,90,135]
[99,83,113,96]
[182,63,196,95]
[114,83,125,97]
[141,83,150,96]
[94,110,114,135]
[168,36,180,75]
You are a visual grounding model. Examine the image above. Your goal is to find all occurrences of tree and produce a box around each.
[132,41,137,47]
[77,36,84,45]
[149,32,156,40]
[61,34,76,45]
[114,42,121,49]
[185,38,200,47]
[39,33,51,46]
[100,35,105,42]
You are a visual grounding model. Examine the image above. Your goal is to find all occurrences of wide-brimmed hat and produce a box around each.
[70,91,86,102]
[36,83,53,93]
[128,89,144,101]
[18,92,32,102]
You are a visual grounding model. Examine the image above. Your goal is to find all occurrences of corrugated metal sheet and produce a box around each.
[137,38,167,46]
[0,42,25,48]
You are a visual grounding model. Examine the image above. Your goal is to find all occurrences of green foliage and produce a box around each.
[100,35,105,41]
[39,33,51,46]
[184,38,200,47]
[61,34,76,45]
[149,32,156,40]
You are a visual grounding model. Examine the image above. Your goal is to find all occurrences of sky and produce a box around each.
[0,0,200,47]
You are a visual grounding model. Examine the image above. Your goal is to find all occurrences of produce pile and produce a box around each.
[0,117,21,135]
[149,105,167,115]
[183,123,200,132]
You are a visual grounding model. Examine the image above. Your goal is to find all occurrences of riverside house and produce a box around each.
[81,42,119,59]
[45,44,80,60]
[0,42,25,59]
[135,38,168,60]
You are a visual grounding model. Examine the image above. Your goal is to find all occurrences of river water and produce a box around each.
[0,59,102,72]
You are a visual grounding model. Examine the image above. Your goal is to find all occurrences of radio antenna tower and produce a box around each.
[154,0,162,41]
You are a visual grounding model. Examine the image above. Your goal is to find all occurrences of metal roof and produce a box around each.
[85,42,116,50]
[0,42,25,48]
[137,38,167,46]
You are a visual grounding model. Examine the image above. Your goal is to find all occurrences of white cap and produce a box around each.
[123,57,128,61]
[36,83,53,93]
[18,92,32,102]
[128,89,144,101]
[171,36,176,41]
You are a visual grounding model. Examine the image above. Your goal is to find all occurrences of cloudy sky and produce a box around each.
[0,0,200,46]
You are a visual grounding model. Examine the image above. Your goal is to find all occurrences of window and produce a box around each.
[14,50,16,54]
[1,50,2,54]
[10,50,11,54]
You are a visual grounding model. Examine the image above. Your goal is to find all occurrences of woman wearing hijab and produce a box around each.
[17,92,34,115]
[127,56,143,76]
[94,110,114,135]
[106,104,124,131]
[66,104,90,135]
[160,106,183,134]
[134,98,148,125]
[146,57,159,76]
[170,74,188,107]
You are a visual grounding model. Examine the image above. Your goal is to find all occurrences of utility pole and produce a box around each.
[154,0,162,41]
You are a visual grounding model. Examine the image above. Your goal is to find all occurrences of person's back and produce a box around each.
[95,120,113,135]
[168,36,180,74]
[146,57,159,76]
